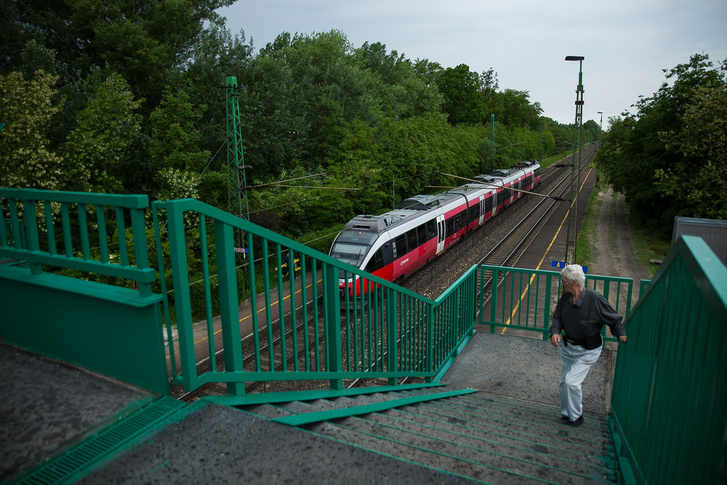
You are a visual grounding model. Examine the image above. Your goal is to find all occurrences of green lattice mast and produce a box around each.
[225,77,250,247]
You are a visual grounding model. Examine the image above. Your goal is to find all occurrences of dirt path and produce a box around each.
[589,186,651,300]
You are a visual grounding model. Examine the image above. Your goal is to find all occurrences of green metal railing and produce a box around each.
[609,235,727,485]
[154,198,478,399]
[478,265,636,341]
[4,188,726,483]
[0,188,156,296]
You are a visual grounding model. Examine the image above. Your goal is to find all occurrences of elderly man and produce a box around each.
[549,264,627,427]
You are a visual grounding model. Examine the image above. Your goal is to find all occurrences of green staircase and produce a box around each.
[241,388,620,484]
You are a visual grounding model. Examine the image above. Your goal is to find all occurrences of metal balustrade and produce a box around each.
[4,188,725,484]
[0,188,155,296]
[479,264,637,341]
[609,235,727,485]
[153,198,478,397]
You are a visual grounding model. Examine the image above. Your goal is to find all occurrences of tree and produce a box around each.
[149,87,209,200]
[596,54,727,235]
[0,70,63,189]
[61,72,143,192]
[436,64,485,125]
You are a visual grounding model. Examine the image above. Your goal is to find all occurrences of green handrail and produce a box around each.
[479,264,634,341]
[153,198,479,398]
[609,235,727,485]
[0,188,155,296]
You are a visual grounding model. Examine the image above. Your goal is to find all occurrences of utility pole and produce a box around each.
[564,56,584,264]
[225,76,250,251]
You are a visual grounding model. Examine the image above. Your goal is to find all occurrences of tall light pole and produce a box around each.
[564,56,584,264]
[597,111,603,132]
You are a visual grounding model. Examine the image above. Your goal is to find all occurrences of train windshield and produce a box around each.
[330,230,378,267]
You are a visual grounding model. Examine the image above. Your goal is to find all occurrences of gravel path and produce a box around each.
[589,186,652,300]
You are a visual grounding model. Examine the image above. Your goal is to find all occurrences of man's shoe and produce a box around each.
[565,415,584,427]
[561,415,570,423]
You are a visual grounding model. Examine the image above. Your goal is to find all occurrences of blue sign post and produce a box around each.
[551,261,588,273]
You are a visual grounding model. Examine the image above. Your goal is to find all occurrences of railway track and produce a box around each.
[404,147,595,299]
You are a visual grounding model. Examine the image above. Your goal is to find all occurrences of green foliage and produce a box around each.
[596,54,727,236]
[436,64,485,124]
[2,4,605,242]
[0,70,63,189]
[61,72,143,192]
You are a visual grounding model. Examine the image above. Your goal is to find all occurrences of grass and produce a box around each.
[575,179,602,268]
[577,179,670,279]
[626,212,671,278]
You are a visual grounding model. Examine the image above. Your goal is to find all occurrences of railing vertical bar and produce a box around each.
[344,271,352,372]
[114,206,129,266]
[518,272,525,327]
[165,203,198,391]
[199,215,216,373]
[78,203,90,260]
[214,219,244,396]
[95,205,109,263]
[387,286,397,386]
[366,279,371,371]
[44,202,57,255]
[151,203,179,384]
[543,274,553,339]
[425,304,433,381]
[323,261,342,390]
[130,206,151,296]
[22,199,43,275]
[311,259,321,371]
[352,276,359,372]
[534,274,541,332]
[0,204,7,247]
[489,268,499,332]
[247,231,260,371]
[262,240,274,369]
[61,202,73,257]
[299,254,309,371]
[289,249,299,372]
[274,244,287,372]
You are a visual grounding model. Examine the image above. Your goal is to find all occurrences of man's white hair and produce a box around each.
[561,264,586,287]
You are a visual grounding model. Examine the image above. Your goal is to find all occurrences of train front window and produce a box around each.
[330,230,378,267]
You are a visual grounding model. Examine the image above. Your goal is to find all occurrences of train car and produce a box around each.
[330,161,541,296]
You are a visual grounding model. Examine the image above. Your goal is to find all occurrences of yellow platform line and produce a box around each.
[501,168,593,333]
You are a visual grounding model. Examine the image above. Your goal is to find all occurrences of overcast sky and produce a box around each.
[218,0,727,128]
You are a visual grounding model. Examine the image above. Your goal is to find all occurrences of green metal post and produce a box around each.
[215,219,245,396]
[387,286,398,386]
[323,262,342,390]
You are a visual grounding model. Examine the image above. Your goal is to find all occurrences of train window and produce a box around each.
[395,234,407,257]
[416,223,428,244]
[426,220,436,239]
[469,204,480,223]
[407,229,417,250]
[365,248,384,273]
[485,196,493,213]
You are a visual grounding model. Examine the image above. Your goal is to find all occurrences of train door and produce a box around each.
[478,195,485,225]
[492,191,498,217]
[436,214,445,254]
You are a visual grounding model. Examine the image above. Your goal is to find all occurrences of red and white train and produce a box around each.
[329,161,542,295]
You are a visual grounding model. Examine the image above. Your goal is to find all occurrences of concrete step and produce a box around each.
[240,388,619,484]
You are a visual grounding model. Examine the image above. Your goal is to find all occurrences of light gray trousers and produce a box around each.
[559,341,602,420]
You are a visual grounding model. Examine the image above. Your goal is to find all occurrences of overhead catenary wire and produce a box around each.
[435,171,566,202]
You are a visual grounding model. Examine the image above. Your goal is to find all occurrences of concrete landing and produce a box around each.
[0,344,152,482]
[441,331,617,416]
